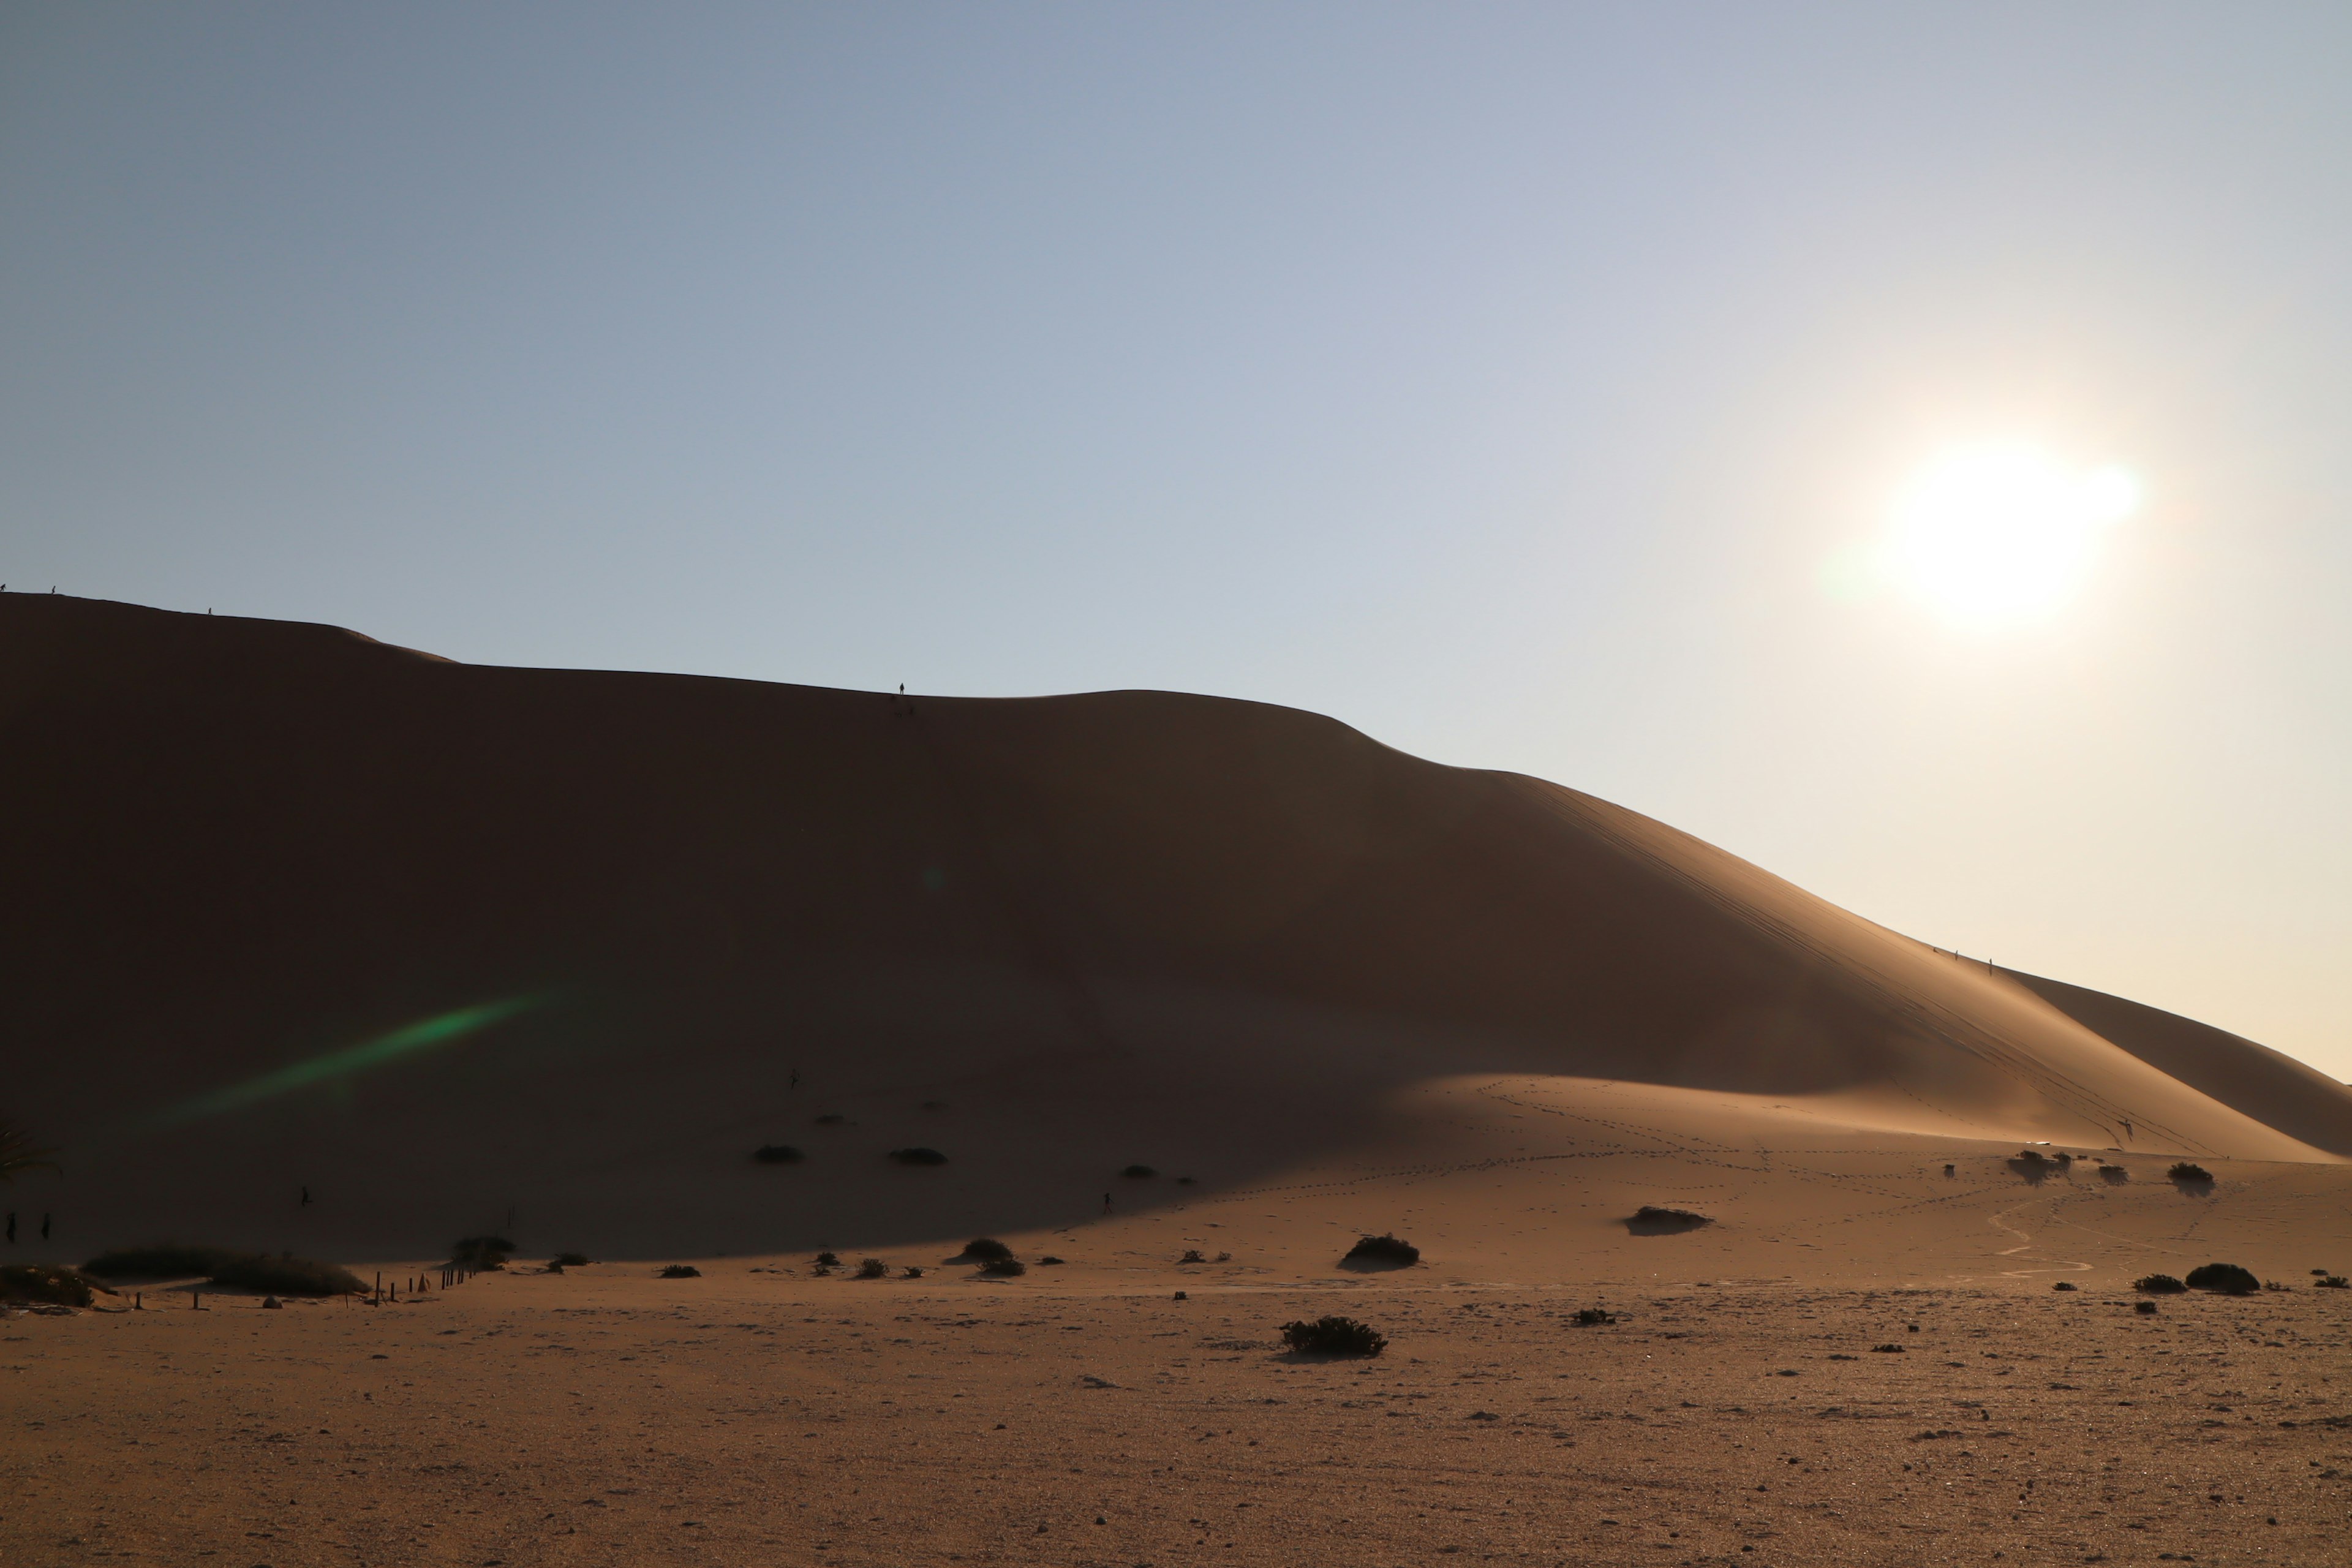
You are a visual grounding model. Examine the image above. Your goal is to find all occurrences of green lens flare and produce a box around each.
[160,995,547,1125]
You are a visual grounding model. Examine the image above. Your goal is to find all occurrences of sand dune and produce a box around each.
[2,594,2343,1267]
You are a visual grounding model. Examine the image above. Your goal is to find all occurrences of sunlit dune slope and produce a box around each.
[1,595,2339,1258]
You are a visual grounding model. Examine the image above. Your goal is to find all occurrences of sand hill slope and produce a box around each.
[1,595,2342,1265]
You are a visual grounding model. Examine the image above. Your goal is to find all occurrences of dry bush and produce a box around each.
[1342,1234,1420,1267]
[856,1257,889,1279]
[1280,1315,1387,1356]
[2134,1273,2187,1294]
[956,1238,1012,1262]
[979,1256,1027,1277]
[2184,1262,2258,1296]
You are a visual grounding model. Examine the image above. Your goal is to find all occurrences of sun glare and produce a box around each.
[1882,445,2139,627]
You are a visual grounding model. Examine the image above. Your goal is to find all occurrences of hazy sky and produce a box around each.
[6,4,2348,1080]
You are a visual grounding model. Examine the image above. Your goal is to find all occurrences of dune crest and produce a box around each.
[2,594,2340,1260]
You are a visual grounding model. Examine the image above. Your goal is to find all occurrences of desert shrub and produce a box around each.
[551,1252,590,1268]
[83,1244,241,1280]
[2135,1273,2187,1294]
[2054,1152,2074,1167]
[2052,1281,2078,1291]
[856,1257,888,1280]
[2185,1262,2258,1296]
[658,1264,700,1279]
[2014,1148,2048,1166]
[1038,1255,1065,1266]
[208,1255,364,1297]
[450,1235,514,1270]
[2099,1164,2129,1183]
[1215,1251,1231,1262]
[2264,1280,2288,1292]
[0,1265,95,1306]
[889,1147,948,1166]
[1870,1343,1906,1352]
[1627,1206,1713,1234]
[1572,1308,1616,1325]
[1121,1164,1158,1179]
[2315,1275,2348,1289]
[1342,1234,1420,1267]
[814,1251,840,1267]
[1180,1249,1207,1264]
[2135,1300,2158,1314]
[957,1238,1013,1262]
[902,1265,925,1279]
[2168,1162,2214,1184]
[979,1257,1027,1277]
[1280,1315,1387,1356]
[753,1144,804,1164]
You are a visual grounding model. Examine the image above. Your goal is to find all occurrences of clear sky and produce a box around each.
[6,4,2348,1080]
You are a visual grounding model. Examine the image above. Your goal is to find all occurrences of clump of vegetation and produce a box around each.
[957,1238,1013,1262]
[658,1264,701,1279]
[2315,1275,2348,1289]
[2052,1281,2078,1291]
[1572,1307,1616,1325]
[902,1265,925,1280]
[2184,1262,2258,1296]
[1121,1164,1158,1179]
[2168,1162,2214,1185]
[2135,1300,2158,1314]
[2134,1273,2187,1294]
[753,1144,804,1164]
[2099,1164,2129,1183]
[208,1254,364,1297]
[551,1252,591,1268]
[83,1243,242,1280]
[1342,1233,1420,1267]
[889,1147,948,1166]
[814,1251,841,1267]
[1038,1256,1065,1266]
[450,1235,514,1270]
[1626,1206,1714,1235]
[1180,1249,1207,1264]
[2007,1152,2052,1183]
[856,1257,889,1279]
[979,1256,1027,1277]
[1870,1342,1906,1352]
[0,1265,96,1306]
[1280,1315,1387,1357]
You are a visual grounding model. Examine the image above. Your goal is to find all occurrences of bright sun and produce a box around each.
[1883,445,2139,626]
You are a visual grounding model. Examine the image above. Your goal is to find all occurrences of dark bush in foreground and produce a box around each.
[2135,1300,2158,1314]
[814,1251,840,1267]
[1572,1308,1616,1325]
[1343,1233,1420,1267]
[451,1235,515,1270]
[2315,1275,2348,1289]
[0,1265,96,1306]
[1038,1256,1065,1266]
[658,1264,701,1279]
[208,1255,364,1297]
[84,1244,241,1280]
[2185,1262,2258,1296]
[856,1257,889,1279]
[2135,1273,2187,1294]
[1121,1164,1158,1179]
[1180,1249,1207,1264]
[979,1257,1027,1277]
[2052,1281,2078,1291]
[2168,1162,2214,1184]
[889,1147,948,1166]
[753,1144,804,1164]
[551,1252,591,1268]
[1870,1343,1905,1353]
[2099,1164,2130,1183]
[902,1265,925,1279]
[1627,1206,1713,1235]
[1280,1315,1387,1356]
[957,1238,1013,1262]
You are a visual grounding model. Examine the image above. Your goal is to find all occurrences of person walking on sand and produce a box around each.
[1102,1191,1112,1214]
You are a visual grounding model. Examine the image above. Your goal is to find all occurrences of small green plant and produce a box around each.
[83,1244,242,1280]
[658,1264,701,1279]
[856,1257,889,1279]
[889,1147,948,1166]
[0,1265,96,1306]
[753,1144,804,1164]
[2184,1262,2258,1296]
[1342,1233,1420,1267]
[979,1256,1026,1277]
[1280,1315,1387,1356]
[957,1238,1012,1262]
[206,1255,364,1297]
[2134,1273,2187,1294]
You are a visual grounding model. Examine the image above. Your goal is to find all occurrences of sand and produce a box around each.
[6,592,2350,1563]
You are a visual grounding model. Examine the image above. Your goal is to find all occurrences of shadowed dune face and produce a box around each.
[1,596,2340,1258]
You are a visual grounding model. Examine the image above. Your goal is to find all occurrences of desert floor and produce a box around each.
[10,1256,2352,1568]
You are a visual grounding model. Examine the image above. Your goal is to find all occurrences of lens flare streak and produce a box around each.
[159,995,548,1125]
